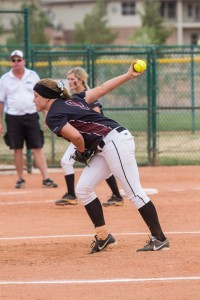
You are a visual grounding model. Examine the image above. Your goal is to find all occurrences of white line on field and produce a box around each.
[0,231,200,241]
[0,276,200,285]
[0,199,55,205]
[0,191,33,195]
[168,187,200,192]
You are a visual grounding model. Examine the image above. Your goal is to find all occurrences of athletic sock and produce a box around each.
[96,225,108,240]
[65,174,76,197]
[85,198,105,228]
[106,175,122,198]
[138,201,166,241]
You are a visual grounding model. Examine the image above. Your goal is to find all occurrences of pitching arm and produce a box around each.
[85,60,144,105]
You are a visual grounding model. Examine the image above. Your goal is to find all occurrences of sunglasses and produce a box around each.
[11,59,22,62]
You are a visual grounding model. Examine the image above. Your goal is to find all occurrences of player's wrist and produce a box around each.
[77,149,85,153]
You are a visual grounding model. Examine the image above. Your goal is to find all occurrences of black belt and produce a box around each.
[98,126,126,149]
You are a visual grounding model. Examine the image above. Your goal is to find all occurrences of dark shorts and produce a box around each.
[4,113,44,150]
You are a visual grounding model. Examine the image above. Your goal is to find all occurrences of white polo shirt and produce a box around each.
[0,68,40,115]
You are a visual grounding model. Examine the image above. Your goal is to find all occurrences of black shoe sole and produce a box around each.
[102,201,124,207]
[55,200,78,206]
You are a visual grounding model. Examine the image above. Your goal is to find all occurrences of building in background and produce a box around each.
[40,0,200,45]
[0,0,200,45]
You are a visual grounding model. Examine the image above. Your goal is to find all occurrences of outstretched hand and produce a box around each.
[127,60,146,79]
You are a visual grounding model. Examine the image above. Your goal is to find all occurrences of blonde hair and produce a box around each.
[36,78,70,99]
[67,67,89,90]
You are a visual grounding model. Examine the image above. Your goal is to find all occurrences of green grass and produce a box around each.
[104,110,200,132]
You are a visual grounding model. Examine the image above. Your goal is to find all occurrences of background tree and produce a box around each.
[128,0,173,45]
[6,2,52,45]
[73,0,118,44]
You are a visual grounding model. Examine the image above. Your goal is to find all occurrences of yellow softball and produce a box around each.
[133,59,147,72]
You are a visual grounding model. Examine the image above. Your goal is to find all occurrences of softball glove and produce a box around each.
[71,149,95,166]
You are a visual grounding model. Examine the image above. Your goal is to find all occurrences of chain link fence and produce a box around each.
[29,46,200,167]
[153,46,200,165]
[0,9,200,173]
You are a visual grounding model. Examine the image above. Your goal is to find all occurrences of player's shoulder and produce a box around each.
[72,91,86,100]
[52,98,66,108]
[48,98,66,115]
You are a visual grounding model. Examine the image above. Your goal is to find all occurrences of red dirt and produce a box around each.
[0,166,200,299]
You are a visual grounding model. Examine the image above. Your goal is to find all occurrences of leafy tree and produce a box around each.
[6,1,52,45]
[129,0,173,45]
[73,0,118,44]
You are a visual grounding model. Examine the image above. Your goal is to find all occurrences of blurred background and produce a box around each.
[0,0,200,173]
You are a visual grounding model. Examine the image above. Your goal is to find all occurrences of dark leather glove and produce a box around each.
[71,149,95,166]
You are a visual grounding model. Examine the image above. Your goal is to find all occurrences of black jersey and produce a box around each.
[46,96,120,150]
[72,91,103,114]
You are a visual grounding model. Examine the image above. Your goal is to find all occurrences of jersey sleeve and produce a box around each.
[74,91,103,112]
[46,104,69,136]
[90,100,102,110]
[72,91,86,100]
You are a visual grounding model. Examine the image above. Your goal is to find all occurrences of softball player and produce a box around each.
[33,60,169,254]
[56,67,123,206]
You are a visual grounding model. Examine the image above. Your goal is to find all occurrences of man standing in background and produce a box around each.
[0,50,58,189]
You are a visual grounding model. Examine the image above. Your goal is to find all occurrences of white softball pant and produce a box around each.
[76,128,150,209]
[60,143,76,175]
[61,141,113,179]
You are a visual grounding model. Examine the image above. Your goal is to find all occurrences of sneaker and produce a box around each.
[136,236,170,252]
[55,193,78,206]
[43,178,58,188]
[15,179,25,189]
[102,194,124,207]
[89,234,117,254]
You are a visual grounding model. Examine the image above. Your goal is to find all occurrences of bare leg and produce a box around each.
[32,148,48,179]
[14,149,24,179]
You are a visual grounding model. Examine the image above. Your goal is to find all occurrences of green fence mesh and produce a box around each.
[28,46,200,167]
[0,9,200,171]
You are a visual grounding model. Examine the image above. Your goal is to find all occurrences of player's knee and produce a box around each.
[60,157,67,168]
[76,184,91,197]
[61,157,74,173]
[128,190,150,209]
[76,183,96,206]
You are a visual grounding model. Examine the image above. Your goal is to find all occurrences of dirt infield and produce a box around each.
[0,166,200,300]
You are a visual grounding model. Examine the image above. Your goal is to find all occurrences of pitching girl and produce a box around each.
[33,60,169,254]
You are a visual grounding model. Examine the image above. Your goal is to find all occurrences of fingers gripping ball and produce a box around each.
[133,59,147,73]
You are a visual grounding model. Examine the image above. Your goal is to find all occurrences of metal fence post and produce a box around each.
[151,47,158,165]
[147,47,152,165]
[190,45,195,133]
[24,7,32,174]
[91,46,95,88]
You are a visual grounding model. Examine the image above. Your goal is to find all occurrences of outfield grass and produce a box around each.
[104,110,200,132]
